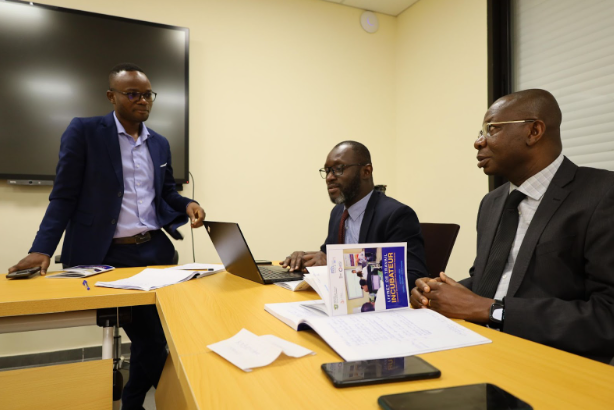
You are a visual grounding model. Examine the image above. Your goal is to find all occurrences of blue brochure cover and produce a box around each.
[326,243,409,316]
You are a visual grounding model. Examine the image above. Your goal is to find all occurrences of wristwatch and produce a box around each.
[488,299,505,330]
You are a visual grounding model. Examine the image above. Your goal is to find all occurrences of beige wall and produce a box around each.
[396,0,488,279]
[0,0,487,357]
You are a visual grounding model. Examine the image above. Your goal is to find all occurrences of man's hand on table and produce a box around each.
[8,253,51,276]
[410,272,493,324]
[280,251,327,273]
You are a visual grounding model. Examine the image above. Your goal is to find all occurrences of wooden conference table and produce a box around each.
[1,267,613,409]
[0,268,156,410]
[154,270,614,410]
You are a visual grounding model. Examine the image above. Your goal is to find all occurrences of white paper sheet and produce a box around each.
[207,329,314,372]
[170,263,225,272]
[303,266,331,314]
[259,335,314,358]
[95,268,198,291]
[306,266,328,276]
[274,280,311,291]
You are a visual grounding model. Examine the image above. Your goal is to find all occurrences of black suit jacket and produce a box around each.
[461,157,614,362]
[320,191,427,284]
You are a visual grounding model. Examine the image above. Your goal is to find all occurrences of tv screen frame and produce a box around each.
[0,0,190,185]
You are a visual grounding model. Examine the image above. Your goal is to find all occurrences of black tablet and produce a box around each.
[378,383,533,410]
[322,356,440,388]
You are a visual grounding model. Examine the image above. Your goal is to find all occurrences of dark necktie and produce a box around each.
[475,189,527,298]
[337,209,350,244]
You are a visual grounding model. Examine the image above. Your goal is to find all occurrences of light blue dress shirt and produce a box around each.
[113,112,160,238]
[343,190,374,244]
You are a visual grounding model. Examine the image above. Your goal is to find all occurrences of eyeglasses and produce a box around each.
[319,163,367,179]
[478,119,536,139]
[109,88,157,102]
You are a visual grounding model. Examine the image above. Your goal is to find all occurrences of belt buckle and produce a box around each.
[134,232,151,245]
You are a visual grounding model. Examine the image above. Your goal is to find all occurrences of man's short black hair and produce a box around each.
[108,63,145,86]
[334,140,371,164]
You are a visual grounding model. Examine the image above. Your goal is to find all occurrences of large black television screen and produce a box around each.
[0,0,189,184]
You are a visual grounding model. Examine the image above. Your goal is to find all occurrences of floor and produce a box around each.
[118,365,156,409]
[143,387,156,410]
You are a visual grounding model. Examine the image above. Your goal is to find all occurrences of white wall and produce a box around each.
[0,0,488,357]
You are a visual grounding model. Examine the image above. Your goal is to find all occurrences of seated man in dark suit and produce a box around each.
[8,63,206,409]
[410,89,614,363]
[281,141,427,283]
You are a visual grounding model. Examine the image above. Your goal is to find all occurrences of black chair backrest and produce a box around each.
[420,223,460,278]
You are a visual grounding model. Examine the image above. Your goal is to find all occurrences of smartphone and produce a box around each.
[6,266,41,280]
[321,356,440,388]
[378,383,533,410]
[254,260,272,265]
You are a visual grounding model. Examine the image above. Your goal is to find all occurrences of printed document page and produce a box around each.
[265,301,491,362]
[308,308,491,361]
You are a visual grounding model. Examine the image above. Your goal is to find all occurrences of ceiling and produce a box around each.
[321,0,420,16]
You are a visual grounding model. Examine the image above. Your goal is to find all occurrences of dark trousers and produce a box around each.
[103,230,175,410]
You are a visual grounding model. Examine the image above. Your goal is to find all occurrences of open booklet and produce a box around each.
[265,300,491,361]
[95,264,224,291]
[265,243,491,360]
[302,243,409,316]
[46,265,115,279]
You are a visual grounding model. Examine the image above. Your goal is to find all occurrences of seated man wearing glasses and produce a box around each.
[410,89,614,363]
[281,141,427,284]
[8,63,206,409]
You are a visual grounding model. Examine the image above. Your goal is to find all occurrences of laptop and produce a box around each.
[204,221,305,284]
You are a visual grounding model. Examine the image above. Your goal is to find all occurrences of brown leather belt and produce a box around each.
[112,231,153,245]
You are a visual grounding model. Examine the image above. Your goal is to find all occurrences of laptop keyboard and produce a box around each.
[258,266,304,280]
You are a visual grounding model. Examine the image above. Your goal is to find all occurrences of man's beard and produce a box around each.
[330,172,361,205]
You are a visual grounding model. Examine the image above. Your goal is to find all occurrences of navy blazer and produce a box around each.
[30,112,192,266]
[461,157,614,362]
[320,190,427,284]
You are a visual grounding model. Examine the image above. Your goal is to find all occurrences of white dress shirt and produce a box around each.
[493,154,564,300]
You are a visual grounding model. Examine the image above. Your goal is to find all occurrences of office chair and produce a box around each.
[420,223,460,278]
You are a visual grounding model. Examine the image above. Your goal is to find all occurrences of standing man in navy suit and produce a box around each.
[8,63,205,409]
[280,141,427,283]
